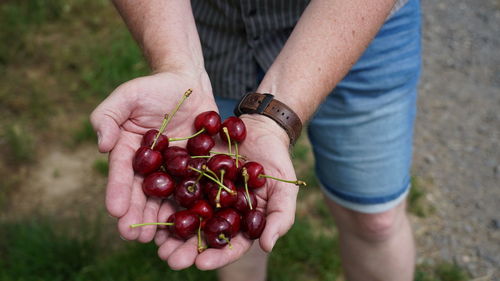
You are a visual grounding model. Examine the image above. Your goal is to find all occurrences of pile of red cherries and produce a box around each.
[130,89,305,252]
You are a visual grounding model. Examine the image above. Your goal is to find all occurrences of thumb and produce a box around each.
[90,88,136,152]
[90,112,121,152]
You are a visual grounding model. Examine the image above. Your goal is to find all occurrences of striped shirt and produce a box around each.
[191,0,408,99]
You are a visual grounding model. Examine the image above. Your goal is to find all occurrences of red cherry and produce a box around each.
[187,133,215,156]
[204,216,232,248]
[133,146,163,175]
[194,111,221,136]
[216,208,241,236]
[234,188,258,213]
[220,116,246,143]
[207,179,237,208]
[242,161,266,189]
[242,210,266,240]
[142,171,175,198]
[167,210,200,240]
[175,178,203,208]
[185,157,207,178]
[165,154,190,178]
[162,146,189,163]
[141,129,169,151]
[207,154,237,180]
[190,200,214,221]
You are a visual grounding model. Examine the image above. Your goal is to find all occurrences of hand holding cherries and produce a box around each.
[130,89,306,253]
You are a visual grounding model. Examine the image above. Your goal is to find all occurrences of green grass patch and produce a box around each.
[415,262,470,281]
[93,158,109,177]
[79,28,148,101]
[1,123,35,165]
[408,176,434,217]
[269,218,341,280]
[73,119,97,145]
[0,217,216,281]
[292,139,310,162]
[0,215,341,281]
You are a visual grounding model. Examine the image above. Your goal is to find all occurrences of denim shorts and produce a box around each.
[216,0,421,214]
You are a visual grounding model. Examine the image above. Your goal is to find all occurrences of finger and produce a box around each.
[195,234,253,270]
[117,175,147,240]
[154,200,178,246]
[105,133,138,217]
[167,236,199,270]
[90,84,137,152]
[137,197,162,243]
[259,183,298,252]
[157,237,184,262]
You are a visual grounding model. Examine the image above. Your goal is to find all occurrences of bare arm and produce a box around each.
[112,0,204,73]
[256,0,396,125]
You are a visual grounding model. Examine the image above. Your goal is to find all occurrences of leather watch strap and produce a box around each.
[234,93,302,145]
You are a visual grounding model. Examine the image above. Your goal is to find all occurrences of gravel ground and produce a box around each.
[413,0,500,279]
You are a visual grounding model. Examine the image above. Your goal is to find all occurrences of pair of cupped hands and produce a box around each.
[90,69,299,270]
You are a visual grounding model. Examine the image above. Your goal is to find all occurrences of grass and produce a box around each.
[0,215,339,281]
[1,123,35,165]
[93,158,109,176]
[73,119,97,145]
[409,176,435,217]
[415,262,470,281]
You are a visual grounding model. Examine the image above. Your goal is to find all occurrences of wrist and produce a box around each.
[234,93,303,146]
[239,114,290,148]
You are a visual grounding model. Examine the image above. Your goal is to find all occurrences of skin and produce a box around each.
[91,0,415,280]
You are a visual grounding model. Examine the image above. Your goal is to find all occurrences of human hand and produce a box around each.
[90,68,217,242]
[154,114,299,270]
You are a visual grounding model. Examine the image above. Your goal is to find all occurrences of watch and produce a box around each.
[234,92,303,145]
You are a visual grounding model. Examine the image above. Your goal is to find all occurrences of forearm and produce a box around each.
[257,0,396,122]
[112,0,204,72]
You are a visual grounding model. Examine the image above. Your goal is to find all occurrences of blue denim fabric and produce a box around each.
[216,0,421,213]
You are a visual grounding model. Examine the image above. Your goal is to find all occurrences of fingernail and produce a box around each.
[119,235,129,241]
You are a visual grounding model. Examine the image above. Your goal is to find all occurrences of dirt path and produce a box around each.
[413,0,500,278]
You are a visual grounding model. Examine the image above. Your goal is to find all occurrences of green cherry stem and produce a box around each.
[151,88,192,149]
[202,165,220,181]
[197,217,206,253]
[242,167,253,210]
[188,167,236,195]
[215,170,226,208]
[151,113,169,149]
[190,155,212,159]
[258,174,307,187]
[219,233,232,249]
[234,142,239,168]
[222,127,232,154]
[165,88,192,126]
[169,128,205,142]
[208,151,247,160]
[130,222,173,228]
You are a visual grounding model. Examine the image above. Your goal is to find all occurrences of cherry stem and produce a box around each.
[188,167,236,195]
[151,113,169,149]
[169,128,205,142]
[219,234,232,249]
[209,151,247,160]
[222,127,232,154]
[234,142,239,168]
[130,222,174,228]
[215,170,225,208]
[242,167,253,210]
[258,174,307,187]
[203,165,220,181]
[197,217,206,253]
